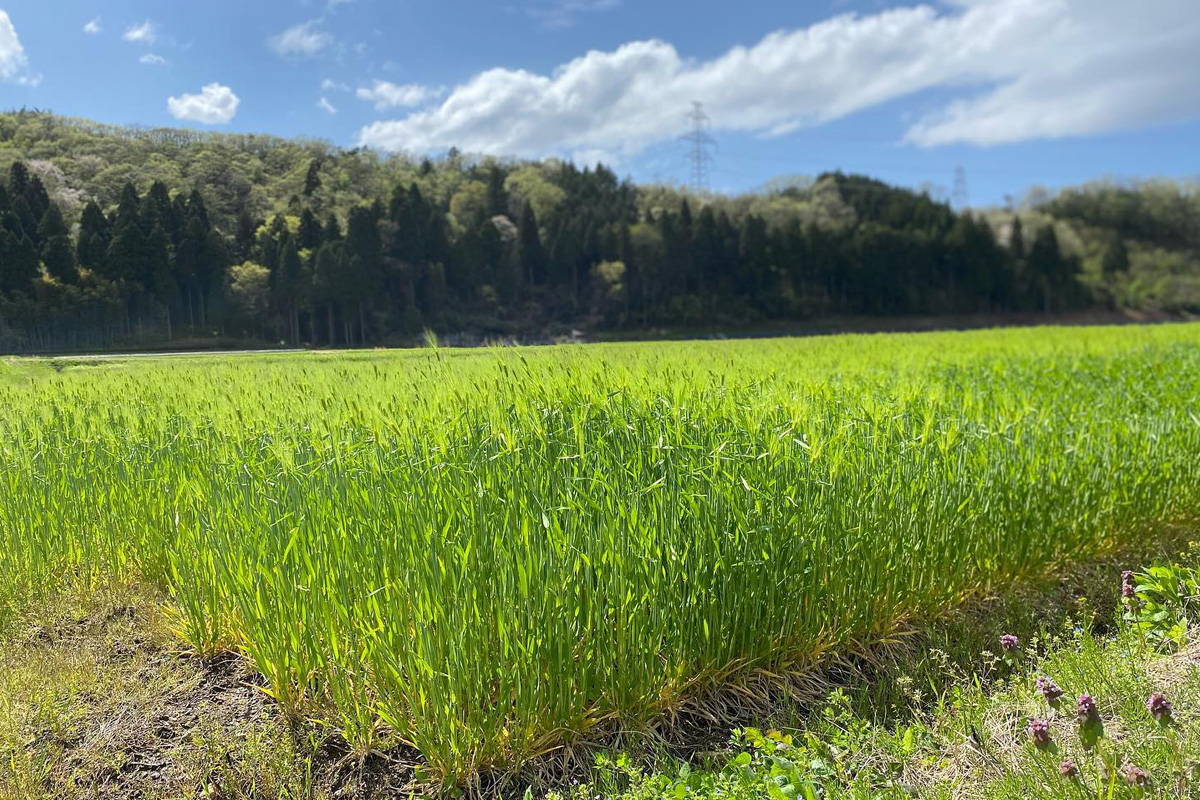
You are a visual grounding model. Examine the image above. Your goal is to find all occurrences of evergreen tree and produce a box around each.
[324,214,343,242]
[38,205,77,283]
[516,203,546,287]
[312,240,345,344]
[1009,216,1026,261]
[105,216,148,285]
[0,230,38,293]
[298,208,323,250]
[343,206,385,337]
[275,234,305,343]
[486,166,508,218]
[1028,225,1067,313]
[146,222,180,336]
[7,161,30,196]
[114,184,141,231]
[24,176,50,225]
[42,232,78,284]
[77,201,111,272]
[234,211,259,263]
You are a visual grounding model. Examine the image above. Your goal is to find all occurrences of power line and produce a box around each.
[681,102,716,194]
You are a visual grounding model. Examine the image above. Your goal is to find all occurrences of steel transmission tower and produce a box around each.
[952,165,969,210]
[681,102,716,194]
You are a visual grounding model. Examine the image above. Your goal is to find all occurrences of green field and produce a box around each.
[2,324,1199,783]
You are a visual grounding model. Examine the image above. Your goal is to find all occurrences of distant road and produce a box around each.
[48,349,307,361]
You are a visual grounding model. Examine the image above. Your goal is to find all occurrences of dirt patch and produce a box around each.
[51,653,273,799]
[0,582,427,800]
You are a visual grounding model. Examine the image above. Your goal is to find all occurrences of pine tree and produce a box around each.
[146,223,179,337]
[114,184,141,231]
[105,217,148,285]
[275,234,304,343]
[298,208,323,250]
[324,214,342,242]
[234,211,259,262]
[1009,216,1026,261]
[312,241,344,344]
[516,203,546,286]
[24,176,50,224]
[2,233,40,293]
[37,204,76,283]
[7,161,30,196]
[77,201,111,272]
[42,233,78,284]
[344,206,384,338]
[1028,225,1066,313]
[486,166,507,218]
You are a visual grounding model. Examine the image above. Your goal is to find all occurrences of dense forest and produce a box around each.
[0,111,1197,352]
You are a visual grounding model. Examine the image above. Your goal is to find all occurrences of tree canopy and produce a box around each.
[1,110,1197,352]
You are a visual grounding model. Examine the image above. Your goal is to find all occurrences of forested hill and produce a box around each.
[0,110,1197,352]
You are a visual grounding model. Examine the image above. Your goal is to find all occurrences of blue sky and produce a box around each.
[1,0,1198,205]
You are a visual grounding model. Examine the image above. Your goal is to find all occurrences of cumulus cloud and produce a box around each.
[123,20,157,45]
[167,83,240,125]
[0,11,26,79]
[318,97,338,114]
[269,20,333,59]
[359,0,1200,157]
[0,11,36,85]
[140,53,167,66]
[83,17,102,35]
[355,80,439,110]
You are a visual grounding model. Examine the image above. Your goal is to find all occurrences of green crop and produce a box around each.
[1,324,1199,782]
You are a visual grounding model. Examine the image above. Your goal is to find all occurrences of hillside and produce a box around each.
[0,111,1197,352]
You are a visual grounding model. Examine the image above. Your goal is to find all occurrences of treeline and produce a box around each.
[1,160,1092,349]
[0,111,1197,351]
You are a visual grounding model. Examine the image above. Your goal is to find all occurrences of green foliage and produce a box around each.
[1126,562,1200,648]
[0,325,1199,782]
[4,112,1200,354]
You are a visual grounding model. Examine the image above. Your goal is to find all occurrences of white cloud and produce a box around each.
[0,11,26,79]
[123,20,158,45]
[321,78,349,92]
[318,97,338,114]
[527,0,621,29]
[268,20,332,59]
[356,80,438,111]
[358,0,1200,157]
[0,11,36,85]
[83,17,102,35]
[167,83,240,125]
[140,53,167,66]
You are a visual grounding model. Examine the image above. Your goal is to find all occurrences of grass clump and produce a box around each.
[562,558,1200,800]
[0,324,1199,782]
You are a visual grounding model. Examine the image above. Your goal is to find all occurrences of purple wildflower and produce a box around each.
[1147,692,1173,723]
[1122,570,1137,600]
[1122,764,1149,788]
[1060,760,1078,778]
[1028,718,1052,748]
[999,634,1020,653]
[1077,693,1100,725]
[1036,676,1064,704]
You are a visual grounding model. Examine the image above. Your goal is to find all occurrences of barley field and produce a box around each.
[1,324,1199,781]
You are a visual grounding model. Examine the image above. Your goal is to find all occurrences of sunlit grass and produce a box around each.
[1,324,1199,781]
